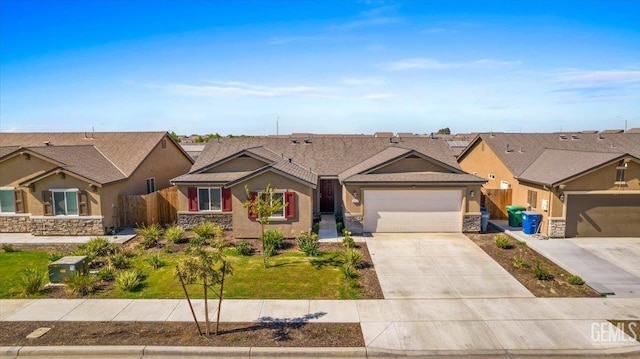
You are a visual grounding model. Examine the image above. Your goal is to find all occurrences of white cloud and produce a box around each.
[379,57,521,71]
[341,76,386,86]
[152,81,335,98]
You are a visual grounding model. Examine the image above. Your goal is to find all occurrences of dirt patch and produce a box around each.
[466,225,600,297]
[0,321,364,347]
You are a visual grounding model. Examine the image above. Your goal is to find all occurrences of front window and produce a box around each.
[52,190,78,216]
[0,189,15,213]
[260,191,285,218]
[198,187,221,211]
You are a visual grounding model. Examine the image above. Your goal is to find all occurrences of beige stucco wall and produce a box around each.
[370,158,449,174]
[26,173,101,216]
[0,154,56,188]
[459,140,515,190]
[205,157,266,173]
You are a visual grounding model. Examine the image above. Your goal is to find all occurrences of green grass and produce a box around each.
[1,249,359,300]
[0,251,50,298]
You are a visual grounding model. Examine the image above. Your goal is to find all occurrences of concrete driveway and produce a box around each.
[366,233,533,299]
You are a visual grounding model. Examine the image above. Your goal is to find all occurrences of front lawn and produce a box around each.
[0,250,50,298]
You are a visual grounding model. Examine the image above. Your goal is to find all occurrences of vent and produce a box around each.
[559,134,568,140]
[43,141,52,146]
[571,134,579,140]
[505,144,513,153]
[291,139,299,145]
[303,139,312,144]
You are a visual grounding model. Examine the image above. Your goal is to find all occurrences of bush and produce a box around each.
[165,225,186,244]
[145,254,165,269]
[342,264,358,279]
[2,243,16,252]
[342,230,355,249]
[136,223,163,248]
[73,236,114,259]
[48,252,65,262]
[14,268,46,297]
[97,266,115,281]
[66,273,98,297]
[342,248,364,269]
[532,262,553,280]
[336,222,345,233]
[115,270,144,292]
[312,223,320,234]
[192,221,222,239]
[494,234,512,249]
[512,255,530,269]
[189,236,206,246]
[567,275,585,285]
[236,240,255,256]
[296,232,320,257]
[264,230,285,251]
[109,253,130,269]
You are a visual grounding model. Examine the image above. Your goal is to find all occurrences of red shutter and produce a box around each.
[222,187,232,212]
[42,191,53,216]
[248,191,258,219]
[188,187,198,212]
[285,191,296,219]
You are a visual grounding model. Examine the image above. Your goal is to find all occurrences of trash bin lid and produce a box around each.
[506,205,527,211]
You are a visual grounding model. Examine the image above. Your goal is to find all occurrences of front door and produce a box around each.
[319,179,334,213]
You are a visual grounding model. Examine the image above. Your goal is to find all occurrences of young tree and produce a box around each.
[437,127,451,135]
[175,227,232,335]
[169,130,180,143]
[242,183,286,268]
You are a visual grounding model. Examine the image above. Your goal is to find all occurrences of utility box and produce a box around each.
[48,256,89,283]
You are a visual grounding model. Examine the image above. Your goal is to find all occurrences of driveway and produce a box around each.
[366,233,533,299]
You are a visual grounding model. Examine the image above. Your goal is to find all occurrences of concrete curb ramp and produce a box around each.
[3,345,640,358]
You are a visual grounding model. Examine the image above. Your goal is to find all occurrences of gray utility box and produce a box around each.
[48,256,89,283]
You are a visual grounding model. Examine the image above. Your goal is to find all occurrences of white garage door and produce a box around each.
[364,189,463,233]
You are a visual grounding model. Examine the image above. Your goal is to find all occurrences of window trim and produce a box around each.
[0,188,16,214]
[51,189,79,216]
[146,177,156,194]
[258,190,287,219]
[197,187,222,212]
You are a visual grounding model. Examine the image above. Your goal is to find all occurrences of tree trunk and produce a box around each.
[178,272,202,335]
[261,223,267,268]
[204,277,210,336]
[215,263,226,335]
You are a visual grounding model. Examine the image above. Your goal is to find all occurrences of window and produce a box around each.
[500,180,510,189]
[527,190,538,209]
[146,178,156,194]
[488,173,495,180]
[198,187,222,211]
[0,189,15,213]
[52,190,79,216]
[260,191,285,218]
[161,139,167,149]
[616,164,626,183]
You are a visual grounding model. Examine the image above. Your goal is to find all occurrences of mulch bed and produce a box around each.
[466,224,601,297]
[0,321,364,347]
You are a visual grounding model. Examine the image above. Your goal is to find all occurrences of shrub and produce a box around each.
[97,266,115,281]
[264,230,285,251]
[512,255,530,269]
[296,232,320,257]
[342,230,355,249]
[73,236,114,259]
[109,253,130,269]
[48,252,65,262]
[66,273,98,297]
[567,275,585,285]
[494,234,512,249]
[115,270,144,292]
[165,225,186,244]
[162,246,174,254]
[532,262,553,280]
[145,254,165,269]
[189,236,206,246]
[2,243,16,252]
[342,248,364,269]
[14,268,46,297]
[342,264,358,279]
[136,223,163,248]
[236,240,255,256]
[336,222,345,233]
[312,223,320,234]
[192,221,222,239]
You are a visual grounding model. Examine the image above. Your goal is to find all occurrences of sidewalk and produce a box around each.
[0,228,136,245]
[317,214,366,243]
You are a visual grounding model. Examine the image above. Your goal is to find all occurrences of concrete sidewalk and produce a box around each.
[2,298,639,355]
[0,228,136,245]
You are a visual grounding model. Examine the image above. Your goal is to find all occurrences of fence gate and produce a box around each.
[118,186,178,227]
[482,188,512,220]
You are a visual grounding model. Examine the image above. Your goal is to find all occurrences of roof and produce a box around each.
[518,149,626,186]
[192,136,463,176]
[459,132,640,179]
[168,171,253,184]
[0,131,192,177]
[338,147,412,182]
[343,172,486,184]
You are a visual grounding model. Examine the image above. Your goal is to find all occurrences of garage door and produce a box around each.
[363,189,462,233]
[566,194,640,237]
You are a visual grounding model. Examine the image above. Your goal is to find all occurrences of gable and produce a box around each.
[0,153,56,187]
[564,158,640,191]
[458,138,514,181]
[370,157,451,174]
[203,156,268,173]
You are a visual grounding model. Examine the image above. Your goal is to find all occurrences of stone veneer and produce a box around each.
[462,214,481,232]
[344,213,363,234]
[30,217,104,236]
[178,213,233,230]
[548,218,566,238]
[0,215,32,233]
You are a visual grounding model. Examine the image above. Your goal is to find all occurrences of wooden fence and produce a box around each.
[118,186,179,227]
[482,188,512,220]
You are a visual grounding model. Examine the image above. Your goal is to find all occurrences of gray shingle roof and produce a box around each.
[0,146,20,158]
[338,147,412,182]
[517,149,625,186]
[343,172,485,184]
[271,159,318,185]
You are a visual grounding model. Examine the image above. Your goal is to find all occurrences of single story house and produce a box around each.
[457,131,640,237]
[0,132,193,236]
[171,134,486,237]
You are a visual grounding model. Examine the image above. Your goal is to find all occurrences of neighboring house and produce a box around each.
[457,132,640,238]
[171,135,485,238]
[0,132,193,236]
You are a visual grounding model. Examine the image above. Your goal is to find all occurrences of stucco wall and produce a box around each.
[459,140,515,190]
[26,174,101,217]
[205,157,266,173]
[370,158,449,174]
[0,154,55,188]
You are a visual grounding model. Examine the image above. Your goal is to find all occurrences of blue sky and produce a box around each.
[1,0,639,135]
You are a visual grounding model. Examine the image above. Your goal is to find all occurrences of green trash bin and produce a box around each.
[505,205,527,227]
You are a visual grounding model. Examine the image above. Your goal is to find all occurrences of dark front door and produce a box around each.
[319,179,334,213]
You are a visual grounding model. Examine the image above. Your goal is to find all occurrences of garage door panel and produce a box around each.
[566,194,640,237]
[364,190,462,233]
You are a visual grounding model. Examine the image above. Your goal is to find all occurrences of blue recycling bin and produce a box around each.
[522,211,542,235]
